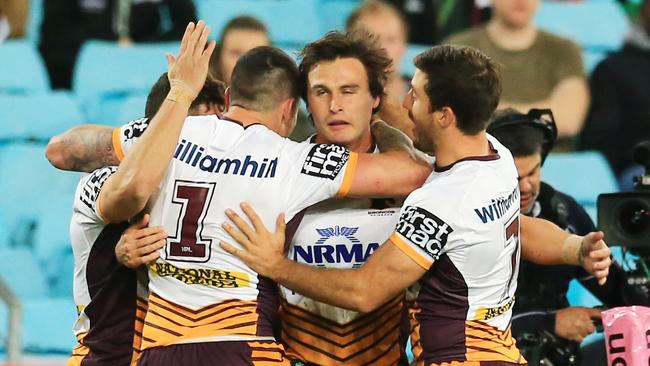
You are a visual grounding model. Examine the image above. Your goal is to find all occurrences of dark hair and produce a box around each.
[145,73,227,119]
[209,16,270,81]
[299,31,391,113]
[488,108,547,157]
[345,0,408,37]
[414,45,501,135]
[230,46,300,111]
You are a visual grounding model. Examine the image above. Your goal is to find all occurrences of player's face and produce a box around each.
[307,57,380,150]
[220,29,270,84]
[355,13,407,72]
[492,0,539,29]
[404,69,435,152]
[514,154,542,214]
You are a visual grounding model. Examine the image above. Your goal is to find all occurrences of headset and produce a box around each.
[487,108,559,165]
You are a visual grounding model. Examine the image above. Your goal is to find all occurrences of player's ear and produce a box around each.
[224,87,231,108]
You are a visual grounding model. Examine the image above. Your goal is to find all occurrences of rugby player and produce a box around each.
[94,21,430,365]
[64,46,227,365]
[220,46,612,366]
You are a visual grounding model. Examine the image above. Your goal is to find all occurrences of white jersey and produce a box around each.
[68,167,147,366]
[390,135,525,365]
[282,198,402,365]
[113,116,358,349]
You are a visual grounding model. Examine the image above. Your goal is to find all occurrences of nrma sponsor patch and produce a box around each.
[292,226,379,267]
[395,206,452,260]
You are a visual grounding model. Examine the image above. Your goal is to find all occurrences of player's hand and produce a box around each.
[580,231,611,285]
[374,95,415,140]
[555,306,601,343]
[115,214,168,269]
[166,21,216,98]
[220,202,287,279]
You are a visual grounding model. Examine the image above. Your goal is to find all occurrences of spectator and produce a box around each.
[208,16,270,85]
[0,0,28,42]
[346,0,409,98]
[38,0,196,89]
[579,0,650,183]
[387,0,482,44]
[447,0,589,149]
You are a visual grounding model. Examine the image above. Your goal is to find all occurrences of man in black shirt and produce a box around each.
[488,108,647,365]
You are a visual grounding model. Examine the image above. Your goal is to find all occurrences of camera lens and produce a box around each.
[618,200,650,236]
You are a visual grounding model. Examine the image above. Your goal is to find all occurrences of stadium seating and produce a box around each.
[543,151,618,219]
[535,1,629,51]
[112,94,148,125]
[196,0,322,46]
[0,248,49,299]
[0,41,50,95]
[317,0,360,34]
[0,92,85,141]
[401,44,430,78]
[73,41,178,122]
[26,0,43,44]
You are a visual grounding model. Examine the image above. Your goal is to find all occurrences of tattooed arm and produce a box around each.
[45,125,120,172]
[371,120,432,165]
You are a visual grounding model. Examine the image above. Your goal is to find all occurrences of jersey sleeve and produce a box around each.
[284,142,358,215]
[75,166,118,222]
[111,117,150,161]
[389,189,455,270]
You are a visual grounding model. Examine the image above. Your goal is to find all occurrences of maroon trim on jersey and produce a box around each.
[220,116,264,129]
[414,253,470,365]
[80,221,138,366]
[284,209,306,254]
[434,142,500,173]
[138,340,287,365]
[255,275,281,338]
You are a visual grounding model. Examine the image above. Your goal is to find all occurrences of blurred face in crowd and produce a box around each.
[492,0,540,29]
[308,57,380,150]
[353,12,406,72]
[403,69,436,152]
[220,29,270,84]
[514,153,542,214]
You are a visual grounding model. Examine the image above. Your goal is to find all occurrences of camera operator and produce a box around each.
[488,108,645,365]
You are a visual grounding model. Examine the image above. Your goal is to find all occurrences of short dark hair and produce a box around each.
[145,73,227,119]
[209,16,270,81]
[230,46,300,111]
[414,45,501,135]
[489,108,546,157]
[299,31,391,113]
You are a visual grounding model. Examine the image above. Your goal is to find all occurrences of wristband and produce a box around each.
[561,234,583,265]
[166,79,197,109]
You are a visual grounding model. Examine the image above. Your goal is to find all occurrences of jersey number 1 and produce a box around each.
[166,181,215,262]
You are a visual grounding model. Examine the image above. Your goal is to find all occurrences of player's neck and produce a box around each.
[314,130,374,153]
[486,19,537,51]
[223,106,281,131]
[434,131,491,168]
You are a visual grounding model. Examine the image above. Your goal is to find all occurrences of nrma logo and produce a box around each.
[292,226,379,267]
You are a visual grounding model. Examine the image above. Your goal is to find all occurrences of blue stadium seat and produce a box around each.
[197,0,321,46]
[32,194,74,269]
[0,143,80,248]
[317,0,360,34]
[0,41,50,94]
[73,41,178,122]
[534,2,629,51]
[0,298,77,353]
[0,248,49,299]
[583,49,609,74]
[401,44,430,78]
[112,94,148,125]
[26,0,44,44]
[543,151,618,210]
[0,92,85,141]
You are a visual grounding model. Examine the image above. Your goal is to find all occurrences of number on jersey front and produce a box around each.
[166,181,215,263]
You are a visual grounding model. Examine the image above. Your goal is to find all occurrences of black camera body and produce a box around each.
[598,141,650,252]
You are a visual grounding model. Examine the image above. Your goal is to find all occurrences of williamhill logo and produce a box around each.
[173,139,277,178]
[292,226,379,266]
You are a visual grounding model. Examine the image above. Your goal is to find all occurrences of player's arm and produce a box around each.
[97,21,215,223]
[345,149,432,198]
[46,125,119,172]
[371,120,431,164]
[520,215,611,284]
[221,203,425,313]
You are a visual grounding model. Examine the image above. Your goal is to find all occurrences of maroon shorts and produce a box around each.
[138,340,289,366]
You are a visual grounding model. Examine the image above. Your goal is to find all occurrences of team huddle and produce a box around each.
[47,21,612,366]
